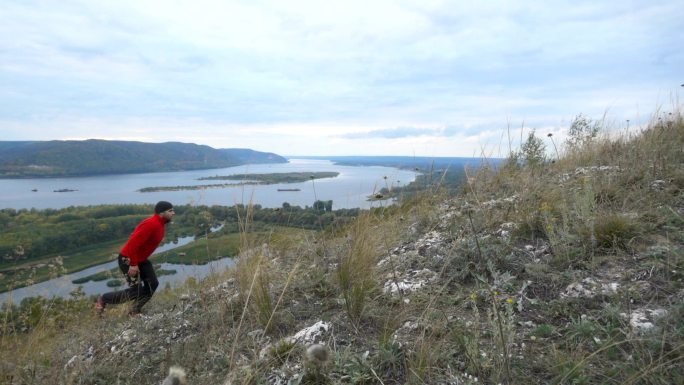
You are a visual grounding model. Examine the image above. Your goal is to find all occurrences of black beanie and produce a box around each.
[154,201,173,214]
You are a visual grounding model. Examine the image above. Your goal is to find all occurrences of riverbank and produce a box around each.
[0,226,315,302]
[0,239,124,293]
[71,231,242,285]
[0,228,216,294]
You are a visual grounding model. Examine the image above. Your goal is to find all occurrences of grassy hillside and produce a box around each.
[0,110,682,384]
[0,140,287,177]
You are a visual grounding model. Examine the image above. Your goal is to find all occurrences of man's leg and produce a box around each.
[101,254,138,305]
[131,260,159,312]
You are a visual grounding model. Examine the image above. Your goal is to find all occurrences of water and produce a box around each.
[0,233,234,304]
[0,159,418,210]
[0,160,418,304]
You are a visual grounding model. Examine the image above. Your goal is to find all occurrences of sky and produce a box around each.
[0,0,682,157]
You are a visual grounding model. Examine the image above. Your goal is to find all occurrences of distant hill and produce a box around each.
[0,140,287,178]
[297,155,501,171]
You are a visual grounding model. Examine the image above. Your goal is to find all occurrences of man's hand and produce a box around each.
[128,265,140,277]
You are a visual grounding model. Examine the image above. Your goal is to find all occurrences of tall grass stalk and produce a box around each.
[623,344,684,385]
[489,292,512,384]
[235,201,256,250]
[229,254,264,373]
[262,257,302,334]
[235,252,273,330]
[466,209,484,262]
[337,213,379,328]
[406,339,431,385]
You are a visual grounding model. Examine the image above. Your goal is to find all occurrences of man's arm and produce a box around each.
[124,219,156,266]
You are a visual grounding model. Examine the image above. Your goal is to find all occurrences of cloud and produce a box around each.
[341,127,438,139]
[0,0,681,156]
[340,122,510,140]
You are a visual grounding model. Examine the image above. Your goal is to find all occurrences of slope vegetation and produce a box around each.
[0,110,682,384]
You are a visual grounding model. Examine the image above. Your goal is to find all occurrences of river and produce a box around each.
[0,159,418,210]
[0,232,236,304]
[0,159,418,304]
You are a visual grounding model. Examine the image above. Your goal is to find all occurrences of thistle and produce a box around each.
[161,366,187,385]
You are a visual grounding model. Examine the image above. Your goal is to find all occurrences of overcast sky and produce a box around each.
[1,0,681,157]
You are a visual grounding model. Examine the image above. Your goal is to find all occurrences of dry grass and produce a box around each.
[336,212,383,328]
[1,108,682,384]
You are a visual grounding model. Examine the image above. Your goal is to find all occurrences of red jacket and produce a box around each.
[120,214,168,266]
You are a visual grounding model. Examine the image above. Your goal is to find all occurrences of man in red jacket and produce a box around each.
[95,201,175,316]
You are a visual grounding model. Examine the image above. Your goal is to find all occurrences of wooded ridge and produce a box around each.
[0,139,287,177]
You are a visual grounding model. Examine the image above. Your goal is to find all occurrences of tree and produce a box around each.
[520,130,546,166]
[566,114,601,150]
[195,210,214,234]
[313,200,326,212]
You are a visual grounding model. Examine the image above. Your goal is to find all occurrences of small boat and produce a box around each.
[277,188,301,192]
[31,188,38,192]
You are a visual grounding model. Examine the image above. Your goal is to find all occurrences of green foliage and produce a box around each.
[337,352,376,385]
[566,113,602,150]
[520,130,547,166]
[72,269,116,284]
[268,339,297,365]
[552,354,590,385]
[299,369,332,385]
[0,205,150,264]
[0,140,287,177]
[144,172,340,193]
[450,319,487,378]
[312,200,333,212]
[199,171,338,183]
[591,214,638,249]
[392,168,468,198]
[0,203,359,292]
[566,316,599,345]
[367,157,474,202]
[532,323,559,338]
[406,338,435,384]
[0,295,90,335]
[1,110,683,385]
[374,340,406,381]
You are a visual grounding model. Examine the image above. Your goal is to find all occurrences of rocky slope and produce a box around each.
[63,164,683,384]
[2,116,682,384]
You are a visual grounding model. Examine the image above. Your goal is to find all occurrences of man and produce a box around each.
[95,201,175,316]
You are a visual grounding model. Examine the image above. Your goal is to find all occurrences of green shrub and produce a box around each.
[531,323,559,338]
[268,339,297,365]
[592,214,638,249]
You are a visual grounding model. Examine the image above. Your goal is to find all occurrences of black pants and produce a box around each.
[102,254,159,312]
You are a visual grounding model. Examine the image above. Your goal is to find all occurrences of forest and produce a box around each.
[0,201,360,264]
[0,140,287,177]
[0,201,360,292]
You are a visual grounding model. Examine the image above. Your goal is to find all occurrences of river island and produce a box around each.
[137,171,339,192]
